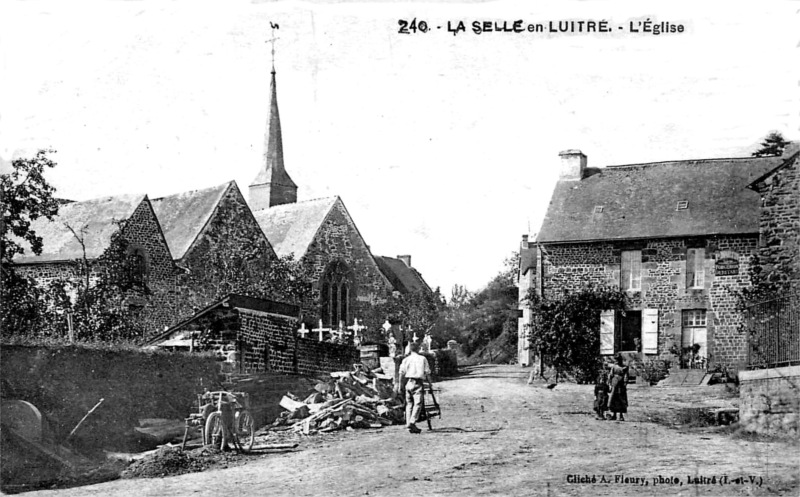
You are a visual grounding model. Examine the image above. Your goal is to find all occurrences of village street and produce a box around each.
[24,365,799,497]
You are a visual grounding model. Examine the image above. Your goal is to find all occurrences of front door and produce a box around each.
[618,311,642,352]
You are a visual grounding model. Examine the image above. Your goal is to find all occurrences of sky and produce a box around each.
[1,1,798,296]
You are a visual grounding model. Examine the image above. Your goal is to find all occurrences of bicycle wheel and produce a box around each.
[205,412,226,450]
[234,410,255,452]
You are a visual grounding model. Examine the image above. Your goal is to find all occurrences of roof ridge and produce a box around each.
[251,195,337,213]
[151,180,233,201]
[605,155,780,169]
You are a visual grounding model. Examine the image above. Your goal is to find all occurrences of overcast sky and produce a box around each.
[1,1,798,296]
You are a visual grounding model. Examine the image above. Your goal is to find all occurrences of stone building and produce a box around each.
[520,149,787,371]
[737,145,799,437]
[12,194,179,332]
[248,69,393,328]
[747,144,800,289]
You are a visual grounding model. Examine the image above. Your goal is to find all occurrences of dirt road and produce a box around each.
[25,365,799,496]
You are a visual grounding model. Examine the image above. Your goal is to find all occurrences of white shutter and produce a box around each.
[600,310,615,355]
[642,308,659,354]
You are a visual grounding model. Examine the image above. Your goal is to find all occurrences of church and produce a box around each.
[12,65,423,339]
[246,67,395,327]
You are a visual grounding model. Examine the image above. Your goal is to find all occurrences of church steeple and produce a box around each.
[249,63,298,210]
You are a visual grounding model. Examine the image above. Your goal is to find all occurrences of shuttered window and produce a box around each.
[620,250,642,291]
[686,248,705,289]
[600,310,615,355]
[641,308,659,354]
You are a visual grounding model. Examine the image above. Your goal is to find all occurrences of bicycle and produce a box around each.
[182,390,255,452]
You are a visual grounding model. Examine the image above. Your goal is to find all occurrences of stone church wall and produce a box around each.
[539,234,758,369]
[303,200,392,324]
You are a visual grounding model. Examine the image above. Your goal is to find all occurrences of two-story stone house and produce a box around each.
[520,149,787,371]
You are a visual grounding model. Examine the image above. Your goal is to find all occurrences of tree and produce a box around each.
[1,150,61,339]
[752,131,789,157]
[364,288,445,345]
[525,285,627,383]
[1,149,60,263]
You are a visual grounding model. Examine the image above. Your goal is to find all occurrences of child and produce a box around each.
[593,371,609,420]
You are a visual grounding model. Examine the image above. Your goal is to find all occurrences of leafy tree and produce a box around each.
[1,150,61,339]
[525,285,627,383]
[1,149,60,262]
[433,252,521,360]
[364,288,445,345]
[752,131,790,157]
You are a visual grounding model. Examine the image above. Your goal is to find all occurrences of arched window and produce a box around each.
[320,260,353,327]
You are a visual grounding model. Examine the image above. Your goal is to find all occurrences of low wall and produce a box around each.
[237,309,360,376]
[739,365,800,438]
[296,339,360,376]
[0,345,220,449]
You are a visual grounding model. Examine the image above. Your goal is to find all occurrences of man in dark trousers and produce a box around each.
[396,341,432,434]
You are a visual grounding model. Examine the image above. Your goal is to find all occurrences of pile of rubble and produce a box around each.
[271,364,404,434]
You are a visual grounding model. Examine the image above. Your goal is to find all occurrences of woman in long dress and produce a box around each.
[607,354,629,421]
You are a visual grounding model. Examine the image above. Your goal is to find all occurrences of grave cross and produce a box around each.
[297,323,309,339]
[313,320,327,342]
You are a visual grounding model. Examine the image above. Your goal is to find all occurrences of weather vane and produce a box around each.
[267,22,280,72]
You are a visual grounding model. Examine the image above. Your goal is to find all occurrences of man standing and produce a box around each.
[396,342,432,434]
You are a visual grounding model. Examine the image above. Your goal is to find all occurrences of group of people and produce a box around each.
[593,353,629,421]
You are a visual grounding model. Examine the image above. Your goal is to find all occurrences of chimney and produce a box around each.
[397,255,412,267]
[559,149,587,181]
[521,234,529,249]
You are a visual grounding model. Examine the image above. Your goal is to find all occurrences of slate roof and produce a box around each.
[150,181,232,260]
[537,154,786,244]
[146,293,300,345]
[252,197,338,258]
[374,256,431,294]
[13,194,147,264]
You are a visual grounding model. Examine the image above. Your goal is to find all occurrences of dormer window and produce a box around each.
[594,206,604,214]
[676,200,689,211]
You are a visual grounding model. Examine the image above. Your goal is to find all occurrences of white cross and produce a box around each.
[297,323,309,339]
[382,320,392,334]
[348,318,366,345]
[313,320,327,342]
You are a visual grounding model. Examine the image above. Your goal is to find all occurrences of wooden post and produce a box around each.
[66,312,74,344]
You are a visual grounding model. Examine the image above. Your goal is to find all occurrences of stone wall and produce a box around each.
[753,153,800,289]
[739,365,800,438]
[119,200,180,333]
[296,339,360,376]
[302,199,392,323]
[237,308,298,373]
[237,308,359,376]
[538,235,758,369]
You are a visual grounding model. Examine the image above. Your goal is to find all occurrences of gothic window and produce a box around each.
[321,260,352,327]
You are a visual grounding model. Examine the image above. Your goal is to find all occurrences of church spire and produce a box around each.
[249,29,297,211]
